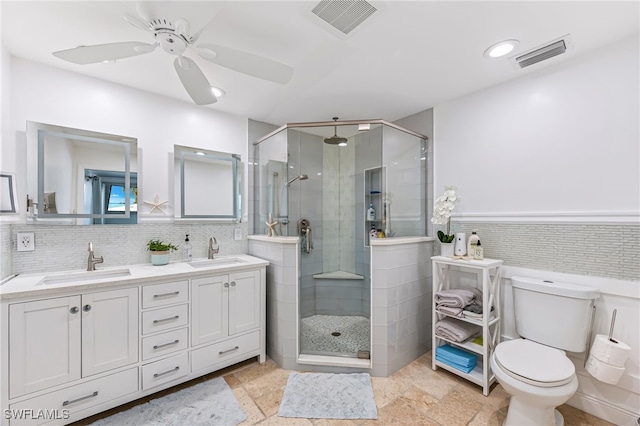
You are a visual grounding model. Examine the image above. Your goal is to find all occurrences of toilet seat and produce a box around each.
[494,339,575,388]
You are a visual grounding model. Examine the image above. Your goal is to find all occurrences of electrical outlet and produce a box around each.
[16,232,35,252]
[234,226,242,241]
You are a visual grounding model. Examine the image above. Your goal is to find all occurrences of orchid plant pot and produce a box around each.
[440,242,455,257]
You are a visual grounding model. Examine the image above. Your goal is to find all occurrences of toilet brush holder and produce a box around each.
[454,232,466,256]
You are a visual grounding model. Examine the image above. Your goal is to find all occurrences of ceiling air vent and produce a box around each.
[311,0,377,35]
[510,34,573,69]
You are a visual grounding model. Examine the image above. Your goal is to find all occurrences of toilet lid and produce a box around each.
[494,339,575,387]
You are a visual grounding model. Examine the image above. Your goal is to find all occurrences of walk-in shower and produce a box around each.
[253,119,427,367]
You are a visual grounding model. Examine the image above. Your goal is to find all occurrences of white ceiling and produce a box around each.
[2,1,638,126]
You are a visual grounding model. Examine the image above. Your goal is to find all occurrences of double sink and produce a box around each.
[34,256,249,286]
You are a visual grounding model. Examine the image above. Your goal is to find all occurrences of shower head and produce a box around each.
[285,174,308,186]
[324,117,348,146]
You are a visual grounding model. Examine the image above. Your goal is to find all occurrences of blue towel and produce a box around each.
[435,344,478,367]
[436,355,477,373]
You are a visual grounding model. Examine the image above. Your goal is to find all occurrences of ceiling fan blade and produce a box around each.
[196,43,293,84]
[123,14,150,32]
[173,57,217,105]
[53,42,155,65]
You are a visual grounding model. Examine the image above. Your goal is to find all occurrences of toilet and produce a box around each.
[491,276,600,426]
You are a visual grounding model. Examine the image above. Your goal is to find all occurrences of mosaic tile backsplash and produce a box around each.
[2,222,247,277]
[437,222,640,282]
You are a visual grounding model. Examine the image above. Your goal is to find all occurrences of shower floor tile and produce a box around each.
[300,314,370,356]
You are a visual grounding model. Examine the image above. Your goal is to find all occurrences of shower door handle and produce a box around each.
[305,226,312,254]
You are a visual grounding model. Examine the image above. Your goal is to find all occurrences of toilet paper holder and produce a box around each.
[584,308,620,368]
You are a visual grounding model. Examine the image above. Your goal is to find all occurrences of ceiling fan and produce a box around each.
[52,8,293,105]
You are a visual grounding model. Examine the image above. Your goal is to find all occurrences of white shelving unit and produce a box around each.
[431,256,503,396]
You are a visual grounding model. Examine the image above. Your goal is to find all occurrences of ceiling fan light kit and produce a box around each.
[51,9,293,106]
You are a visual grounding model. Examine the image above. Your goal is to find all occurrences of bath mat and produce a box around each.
[278,372,378,420]
[90,377,246,426]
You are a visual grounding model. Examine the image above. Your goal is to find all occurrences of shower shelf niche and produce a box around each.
[364,166,386,247]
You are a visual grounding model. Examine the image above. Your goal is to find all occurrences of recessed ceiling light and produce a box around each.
[484,40,519,59]
[211,86,226,98]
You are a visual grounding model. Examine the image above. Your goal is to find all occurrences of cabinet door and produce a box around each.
[228,270,261,335]
[81,287,139,376]
[192,274,228,345]
[9,296,82,398]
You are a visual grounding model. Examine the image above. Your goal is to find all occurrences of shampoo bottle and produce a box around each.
[367,204,376,221]
[183,234,192,262]
[467,230,480,256]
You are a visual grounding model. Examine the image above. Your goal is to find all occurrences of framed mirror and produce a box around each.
[27,121,138,224]
[174,145,241,221]
[0,172,18,214]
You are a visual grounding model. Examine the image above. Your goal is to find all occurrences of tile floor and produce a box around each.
[77,351,614,426]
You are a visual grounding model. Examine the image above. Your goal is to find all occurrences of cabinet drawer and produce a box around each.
[142,280,188,309]
[8,367,138,426]
[142,328,188,361]
[142,352,189,390]
[142,304,188,335]
[191,330,260,373]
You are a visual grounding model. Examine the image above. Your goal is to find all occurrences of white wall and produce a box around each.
[433,34,640,424]
[434,35,639,222]
[7,57,249,221]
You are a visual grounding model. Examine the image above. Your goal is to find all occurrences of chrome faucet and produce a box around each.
[87,242,104,271]
[208,237,219,259]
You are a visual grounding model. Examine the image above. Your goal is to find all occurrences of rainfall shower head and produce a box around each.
[285,174,308,186]
[324,117,348,146]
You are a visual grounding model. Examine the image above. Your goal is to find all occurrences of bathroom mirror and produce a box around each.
[27,121,138,224]
[174,145,241,221]
[0,172,18,214]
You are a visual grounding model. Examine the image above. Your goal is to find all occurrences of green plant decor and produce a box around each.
[146,239,179,252]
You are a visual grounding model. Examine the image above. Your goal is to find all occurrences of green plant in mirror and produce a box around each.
[146,239,178,252]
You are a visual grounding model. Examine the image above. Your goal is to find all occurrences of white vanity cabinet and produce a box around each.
[1,255,267,426]
[8,288,138,398]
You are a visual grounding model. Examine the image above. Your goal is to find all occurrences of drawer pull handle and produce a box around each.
[153,291,180,298]
[154,366,180,378]
[153,315,179,324]
[62,391,98,406]
[224,282,229,288]
[230,281,236,287]
[153,339,180,350]
[219,346,239,355]
[70,307,79,314]
[83,304,92,312]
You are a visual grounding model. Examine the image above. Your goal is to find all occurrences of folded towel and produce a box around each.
[434,288,483,308]
[435,317,481,342]
[435,345,478,367]
[436,355,477,373]
[436,306,464,317]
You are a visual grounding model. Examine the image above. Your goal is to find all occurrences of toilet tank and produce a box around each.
[512,276,600,352]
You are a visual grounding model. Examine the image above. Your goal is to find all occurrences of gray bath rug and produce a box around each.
[278,372,378,420]
[90,377,246,426]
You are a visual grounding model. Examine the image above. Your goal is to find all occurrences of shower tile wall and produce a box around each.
[371,238,432,376]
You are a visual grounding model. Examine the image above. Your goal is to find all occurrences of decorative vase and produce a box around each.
[150,251,170,266]
[455,232,467,256]
[440,242,455,257]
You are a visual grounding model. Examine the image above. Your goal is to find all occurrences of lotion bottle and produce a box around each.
[183,234,192,262]
[467,230,480,255]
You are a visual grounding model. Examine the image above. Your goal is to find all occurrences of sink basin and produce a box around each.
[189,257,248,269]
[40,268,132,285]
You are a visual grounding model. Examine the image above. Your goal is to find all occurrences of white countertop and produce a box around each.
[0,254,269,301]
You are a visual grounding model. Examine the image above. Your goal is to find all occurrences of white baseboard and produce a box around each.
[568,390,639,426]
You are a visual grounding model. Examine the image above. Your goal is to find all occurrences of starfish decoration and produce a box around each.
[265,213,279,237]
[143,194,168,215]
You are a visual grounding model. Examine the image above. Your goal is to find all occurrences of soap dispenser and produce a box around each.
[467,230,480,255]
[367,204,376,221]
[183,234,192,262]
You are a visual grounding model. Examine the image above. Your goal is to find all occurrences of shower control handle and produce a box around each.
[298,218,312,254]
